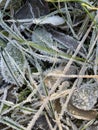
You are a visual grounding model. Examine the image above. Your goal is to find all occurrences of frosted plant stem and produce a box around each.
[26,21,94,129]
[0,87,8,114]
[59,21,94,119]
[48,21,94,97]
[26,97,50,130]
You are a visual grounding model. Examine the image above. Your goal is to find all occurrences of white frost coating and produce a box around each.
[0,0,3,3]
[33,15,65,26]
[7,15,65,26]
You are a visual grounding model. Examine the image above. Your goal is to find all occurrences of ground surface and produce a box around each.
[0,0,98,130]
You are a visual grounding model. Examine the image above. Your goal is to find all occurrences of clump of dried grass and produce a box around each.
[0,0,98,130]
